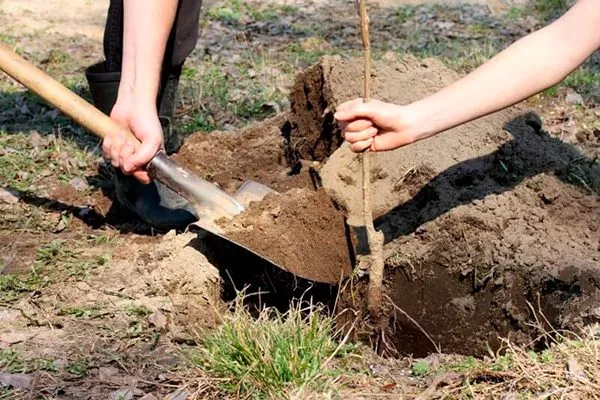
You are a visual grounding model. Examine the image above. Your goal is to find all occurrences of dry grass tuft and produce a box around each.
[417,324,600,399]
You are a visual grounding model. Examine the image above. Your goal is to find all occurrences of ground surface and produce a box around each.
[1,0,599,399]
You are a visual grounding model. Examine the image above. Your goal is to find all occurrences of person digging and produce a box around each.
[335,0,600,157]
[85,0,201,231]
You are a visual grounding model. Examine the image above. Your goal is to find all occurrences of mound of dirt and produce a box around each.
[293,56,600,356]
[173,113,311,194]
[175,56,600,356]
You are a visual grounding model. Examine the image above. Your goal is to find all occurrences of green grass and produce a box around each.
[36,239,111,280]
[447,355,477,372]
[411,360,430,377]
[0,130,95,193]
[0,350,58,375]
[0,240,66,302]
[65,359,88,377]
[559,157,600,196]
[0,273,46,303]
[205,0,298,25]
[534,0,568,21]
[541,66,600,100]
[194,300,356,398]
[0,240,112,303]
[284,42,333,67]
[405,325,600,398]
[503,6,526,22]
[563,67,600,96]
[59,305,106,319]
[178,62,286,133]
[123,305,152,318]
[0,350,23,373]
[33,357,58,372]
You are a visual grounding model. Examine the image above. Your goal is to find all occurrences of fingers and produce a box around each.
[334,98,364,116]
[102,132,127,167]
[102,134,112,162]
[102,130,155,180]
[349,137,374,153]
[132,170,151,184]
[349,134,404,153]
[371,131,415,152]
[123,135,161,174]
[109,133,125,168]
[344,126,378,144]
[118,141,135,175]
[334,98,380,121]
[343,119,373,132]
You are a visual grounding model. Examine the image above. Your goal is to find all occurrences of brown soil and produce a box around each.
[176,55,600,357]
[173,114,312,194]
[299,57,600,356]
[174,114,353,284]
[220,188,353,283]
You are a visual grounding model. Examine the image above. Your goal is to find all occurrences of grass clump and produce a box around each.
[0,240,66,303]
[0,274,45,303]
[194,300,356,398]
[563,67,600,96]
[0,350,22,372]
[411,360,430,377]
[0,240,113,304]
[534,0,568,21]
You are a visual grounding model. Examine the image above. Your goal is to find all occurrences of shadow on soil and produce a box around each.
[373,112,599,245]
[187,232,340,312]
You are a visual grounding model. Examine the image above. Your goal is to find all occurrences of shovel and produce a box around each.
[0,42,280,265]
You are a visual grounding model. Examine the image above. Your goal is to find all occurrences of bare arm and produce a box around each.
[103,0,179,183]
[335,0,600,152]
[412,0,600,137]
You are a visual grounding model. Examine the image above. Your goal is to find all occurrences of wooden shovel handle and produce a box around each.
[0,42,140,147]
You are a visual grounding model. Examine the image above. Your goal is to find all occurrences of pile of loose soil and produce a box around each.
[174,55,600,356]
[173,112,353,284]
[173,114,311,194]
[219,188,353,283]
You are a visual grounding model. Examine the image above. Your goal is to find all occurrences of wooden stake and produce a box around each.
[356,0,385,322]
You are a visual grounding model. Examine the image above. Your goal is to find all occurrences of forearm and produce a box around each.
[410,0,600,138]
[118,0,179,107]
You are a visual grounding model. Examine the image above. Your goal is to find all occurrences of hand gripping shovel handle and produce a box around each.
[0,42,245,219]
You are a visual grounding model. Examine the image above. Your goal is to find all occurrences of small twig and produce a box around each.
[356,0,385,325]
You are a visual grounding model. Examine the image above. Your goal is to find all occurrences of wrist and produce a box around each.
[117,71,159,106]
[115,85,157,111]
[401,101,437,142]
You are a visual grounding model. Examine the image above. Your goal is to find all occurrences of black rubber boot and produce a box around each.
[85,62,197,231]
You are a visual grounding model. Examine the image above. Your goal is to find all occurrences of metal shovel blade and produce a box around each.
[189,178,278,233]
[148,152,285,270]
[233,180,277,208]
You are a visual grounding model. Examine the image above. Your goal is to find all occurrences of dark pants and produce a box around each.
[87,0,203,152]
[103,0,203,74]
